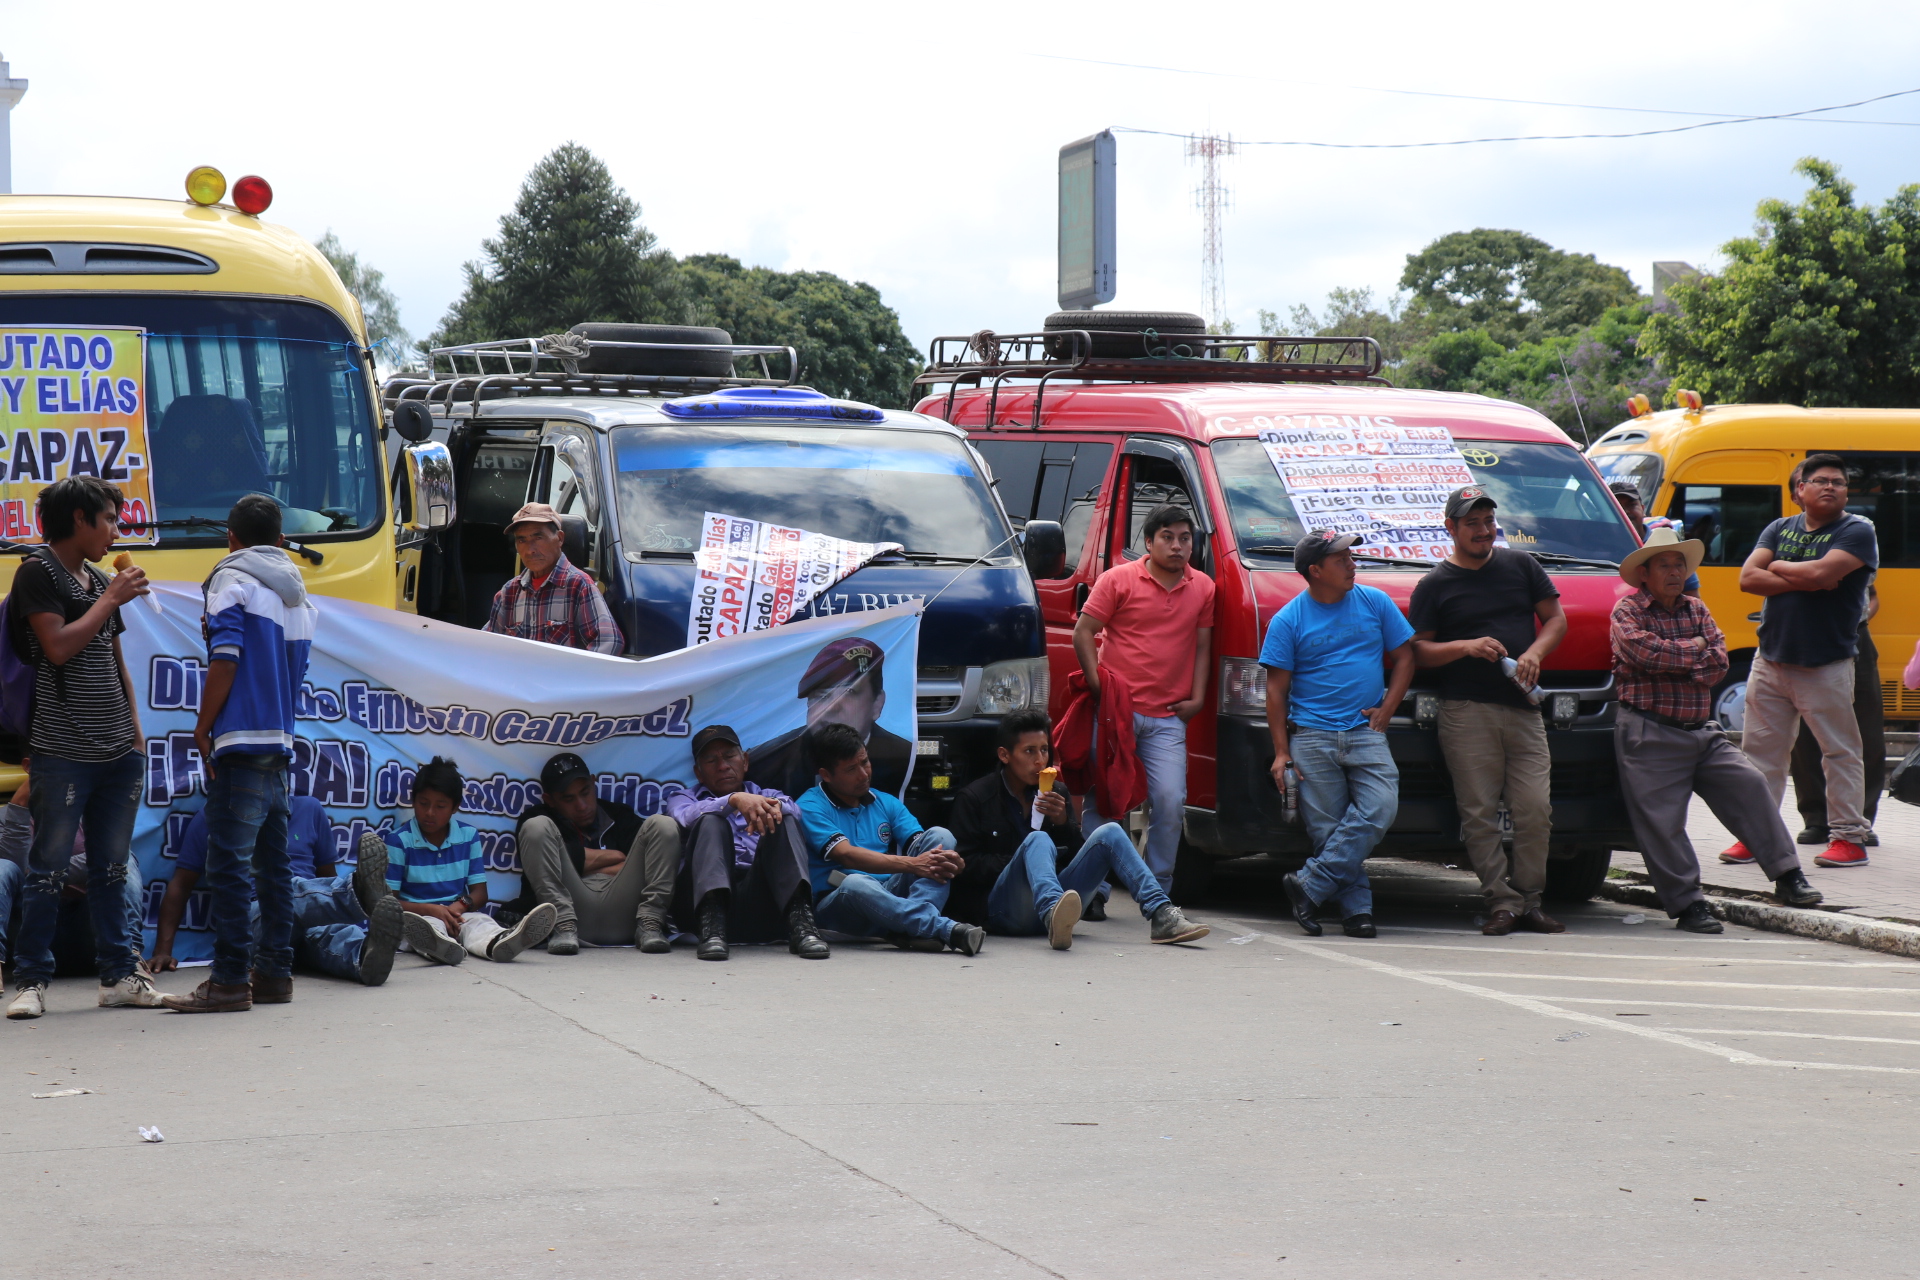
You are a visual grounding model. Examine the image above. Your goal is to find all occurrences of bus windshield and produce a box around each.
[1216,437,1639,565]
[0,294,382,544]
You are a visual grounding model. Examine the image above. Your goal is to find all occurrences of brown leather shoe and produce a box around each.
[161,980,253,1014]
[1517,908,1566,934]
[1481,910,1517,936]
[250,971,292,1004]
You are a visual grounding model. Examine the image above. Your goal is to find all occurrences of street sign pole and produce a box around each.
[1058,130,1115,310]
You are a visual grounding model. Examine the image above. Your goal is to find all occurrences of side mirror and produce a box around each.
[391,401,434,443]
[1022,519,1069,580]
[558,513,590,570]
[404,442,455,531]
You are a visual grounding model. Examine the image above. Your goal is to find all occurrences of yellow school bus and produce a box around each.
[1588,402,1918,725]
[0,173,452,781]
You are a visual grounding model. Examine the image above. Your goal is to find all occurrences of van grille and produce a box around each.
[917,695,960,715]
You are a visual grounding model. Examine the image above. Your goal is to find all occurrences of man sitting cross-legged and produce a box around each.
[797,722,984,956]
[949,709,1209,949]
[507,752,679,955]
[663,725,828,962]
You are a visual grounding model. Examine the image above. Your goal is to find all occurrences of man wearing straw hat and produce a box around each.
[1610,526,1824,932]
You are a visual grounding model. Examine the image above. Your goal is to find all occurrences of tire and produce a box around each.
[1711,650,1754,732]
[1043,310,1206,359]
[567,323,736,377]
[1543,846,1612,904]
[1170,836,1215,905]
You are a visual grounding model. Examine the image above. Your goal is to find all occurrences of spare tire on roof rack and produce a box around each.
[566,323,737,377]
[1043,310,1207,360]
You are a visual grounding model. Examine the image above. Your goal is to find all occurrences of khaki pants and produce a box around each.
[517,813,679,946]
[1741,654,1869,845]
[1439,699,1552,915]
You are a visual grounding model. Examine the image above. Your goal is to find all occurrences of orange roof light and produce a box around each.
[1626,394,1651,418]
[185,165,226,206]
[1675,388,1704,413]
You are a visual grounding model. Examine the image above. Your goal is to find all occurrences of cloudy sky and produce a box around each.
[6,1,1918,354]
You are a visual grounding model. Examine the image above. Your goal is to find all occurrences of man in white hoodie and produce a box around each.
[164,495,319,1014]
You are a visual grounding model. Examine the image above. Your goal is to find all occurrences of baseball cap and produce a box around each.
[1443,485,1497,519]
[798,637,885,697]
[1607,480,1642,502]
[690,724,742,759]
[540,752,593,795]
[1293,529,1362,574]
[506,501,563,534]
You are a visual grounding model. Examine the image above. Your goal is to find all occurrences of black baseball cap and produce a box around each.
[540,752,593,794]
[1443,485,1497,519]
[1294,529,1362,574]
[691,724,742,759]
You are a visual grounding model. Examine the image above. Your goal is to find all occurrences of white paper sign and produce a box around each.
[1254,415,1476,562]
[686,511,901,647]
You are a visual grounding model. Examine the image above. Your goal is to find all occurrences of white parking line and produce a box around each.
[1303,941,1914,969]
[1658,1028,1920,1046]
[1367,925,1803,944]
[1414,970,1920,994]
[1549,996,1920,1019]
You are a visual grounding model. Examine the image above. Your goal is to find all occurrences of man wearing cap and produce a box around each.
[1612,527,1823,931]
[482,502,624,655]
[507,752,679,954]
[1263,531,1416,938]
[663,725,828,961]
[746,636,913,803]
[1410,485,1568,936]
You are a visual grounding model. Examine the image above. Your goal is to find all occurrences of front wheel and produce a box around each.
[1711,650,1754,731]
[1543,846,1613,904]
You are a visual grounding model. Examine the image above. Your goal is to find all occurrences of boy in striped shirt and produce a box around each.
[385,757,555,964]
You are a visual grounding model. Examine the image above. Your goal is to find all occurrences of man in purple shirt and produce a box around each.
[665,725,828,961]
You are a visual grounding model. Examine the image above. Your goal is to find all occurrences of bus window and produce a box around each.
[1666,484,1780,565]
[1838,453,1920,567]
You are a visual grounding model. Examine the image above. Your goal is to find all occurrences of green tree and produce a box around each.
[1641,158,1920,407]
[1264,285,1430,364]
[427,143,690,349]
[314,231,411,372]
[1399,228,1640,347]
[1467,304,1670,442]
[681,254,922,408]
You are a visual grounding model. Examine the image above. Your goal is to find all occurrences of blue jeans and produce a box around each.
[987,821,1170,936]
[14,751,143,986]
[249,874,367,982]
[1081,713,1187,893]
[204,754,293,986]
[814,828,956,942]
[1291,727,1399,919]
[0,856,145,972]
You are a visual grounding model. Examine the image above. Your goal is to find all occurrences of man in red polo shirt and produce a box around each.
[1072,503,1215,897]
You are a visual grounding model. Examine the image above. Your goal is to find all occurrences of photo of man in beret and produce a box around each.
[746,636,914,801]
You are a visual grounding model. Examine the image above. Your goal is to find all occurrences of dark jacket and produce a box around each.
[502,798,644,919]
[946,768,1083,926]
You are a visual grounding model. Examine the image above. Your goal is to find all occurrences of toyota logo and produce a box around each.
[1460,448,1500,467]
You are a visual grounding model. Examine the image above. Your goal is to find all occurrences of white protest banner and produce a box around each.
[685,511,901,647]
[1253,414,1475,562]
[122,587,921,964]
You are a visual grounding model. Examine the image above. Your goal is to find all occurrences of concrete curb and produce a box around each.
[1598,877,1920,960]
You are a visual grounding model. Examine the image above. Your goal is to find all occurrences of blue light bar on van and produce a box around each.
[660,387,886,423]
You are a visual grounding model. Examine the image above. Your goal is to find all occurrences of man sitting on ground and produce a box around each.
[509,752,679,955]
[797,723,983,956]
[663,725,827,961]
[0,767,144,986]
[949,709,1208,949]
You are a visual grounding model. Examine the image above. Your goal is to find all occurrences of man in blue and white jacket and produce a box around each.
[164,494,318,1014]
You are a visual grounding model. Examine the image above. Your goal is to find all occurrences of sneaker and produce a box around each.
[352,833,390,914]
[7,983,46,1019]
[886,934,945,953]
[1045,890,1082,951]
[1815,840,1868,868]
[1717,842,1755,865]
[547,926,580,956]
[634,919,671,954]
[1675,901,1724,934]
[1150,903,1210,945]
[401,912,466,966]
[356,896,403,986]
[99,970,168,1008]
[1773,869,1824,908]
[1082,893,1109,922]
[161,980,253,1013]
[487,902,557,963]
[947,924,986,957]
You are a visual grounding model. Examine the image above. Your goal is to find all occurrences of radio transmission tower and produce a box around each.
[1186,132,1236,330]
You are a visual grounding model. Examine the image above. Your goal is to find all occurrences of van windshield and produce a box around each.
[611,424,1013,560]
[1216,437,1638,565]
[0,294,382,544]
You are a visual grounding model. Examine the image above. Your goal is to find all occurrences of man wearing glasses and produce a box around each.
[1730,453,1879,869]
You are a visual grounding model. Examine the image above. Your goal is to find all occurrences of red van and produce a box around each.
[916,314,1642,902]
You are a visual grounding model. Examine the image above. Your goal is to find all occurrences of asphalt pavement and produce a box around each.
[6,858,1919,1279]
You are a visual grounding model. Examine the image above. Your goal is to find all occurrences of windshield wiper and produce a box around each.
[1522,549,1619,570]
[1242,545,1432,569]
[124,517,324,565]
[873,551,988,565]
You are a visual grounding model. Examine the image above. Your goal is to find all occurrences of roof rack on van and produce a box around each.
[913,328,1385,429]
[382,330,800,416]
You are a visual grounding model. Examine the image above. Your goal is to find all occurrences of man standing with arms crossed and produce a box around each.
[1730,453,1878,868]
[1410,486,1568,936]
[1073,503,1214,898]
[1264,532,1416,938]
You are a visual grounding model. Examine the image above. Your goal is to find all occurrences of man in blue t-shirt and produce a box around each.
[1260,531,1416,938]
[795,722,983,956]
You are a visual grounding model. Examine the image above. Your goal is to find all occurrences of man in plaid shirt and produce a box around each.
[483,502,623,655]
[1611,527,1821,931]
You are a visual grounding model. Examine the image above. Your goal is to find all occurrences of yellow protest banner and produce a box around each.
[0,327,155,545]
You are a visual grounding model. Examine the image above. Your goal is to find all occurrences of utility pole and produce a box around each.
[0,54,26,195]
[1186,132,1235,331]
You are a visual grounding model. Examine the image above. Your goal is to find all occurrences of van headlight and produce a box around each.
[976,658,1050,716]
[1218,657,1267,716]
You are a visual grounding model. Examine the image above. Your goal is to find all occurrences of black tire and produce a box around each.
[1043,310,1206,359]
[1711,649,1754,731]
[1170,836,1215,905]
[567,323,736,377]
[1543,846,1612,904]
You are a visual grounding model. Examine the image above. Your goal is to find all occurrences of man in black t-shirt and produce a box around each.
[1409,486,1568,936]
[1732,453,1879,869]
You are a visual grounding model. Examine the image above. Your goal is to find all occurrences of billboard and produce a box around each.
[1058,130,1116,310]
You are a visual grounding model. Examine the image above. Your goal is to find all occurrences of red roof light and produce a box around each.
[232,174,273,216]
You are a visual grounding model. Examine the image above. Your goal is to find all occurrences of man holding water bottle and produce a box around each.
[1410,486,1568,936]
